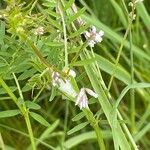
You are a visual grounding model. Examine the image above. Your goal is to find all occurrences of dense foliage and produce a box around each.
[0,0,150,149]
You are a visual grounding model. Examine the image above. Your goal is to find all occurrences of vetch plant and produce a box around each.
[0,0,150,150]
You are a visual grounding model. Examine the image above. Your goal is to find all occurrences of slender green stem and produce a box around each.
[84,109,106,150]
[107,22,131,91]
[33,85,45,102]
[0,77,36,150]
[0,77,22,110]
[57,1,68,68]
[107,1,136,91]
[93,123,106,150]
[12,73,26,110]
[70,41,88,65]
[129,25,135,133]
[24,112,36,150]
[62,100,69,143]
[19,33,68,78]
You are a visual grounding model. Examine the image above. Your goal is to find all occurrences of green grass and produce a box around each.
[0,0,150,149]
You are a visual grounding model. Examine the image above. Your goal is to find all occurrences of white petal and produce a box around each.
[79,94,88,109]
[75,94,81,106]
[96,37,102,43]
[80,100,84,109]
[52,72,60,80]
[85,88,98,98]
[88,40,95,47]
[69,69,76,78]
[95,34,102,43]
[85,31,91,38]
[91,26,97,34]
[52,82,57,87]
[75,88,85,105]
[99,30,104,36]
[83,95,88,108]
[59,79,77,98]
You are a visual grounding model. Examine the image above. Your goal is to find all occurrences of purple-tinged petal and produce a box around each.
[85,88,98,98]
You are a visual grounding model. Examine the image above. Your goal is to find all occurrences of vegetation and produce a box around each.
[0,0,150,149]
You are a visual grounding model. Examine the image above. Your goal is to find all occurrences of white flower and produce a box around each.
[68,69,76,78]
[58,79,77,97]
[51,71,77,97]
[34,26,44,35]
[85,26,104,47]
[51,72,60,87]
[75,88,98,109]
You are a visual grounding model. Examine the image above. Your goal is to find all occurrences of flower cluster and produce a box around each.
[51,70,98,110]
[85,26,104,47]
[128,0,144,20]
[34,26,44,35]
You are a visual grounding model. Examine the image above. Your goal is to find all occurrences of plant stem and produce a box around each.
[129,7,135,134]
[0,77,36,150]
[84,109,106,150]
[107,22,131,91]
[57,1,68,68]
[93,123,106,150]
[24,112,36,150]
[0,77,22,110]
[107,1,136,91]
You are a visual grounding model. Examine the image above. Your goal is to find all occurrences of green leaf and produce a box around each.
[68,7,86,24]
[56,131,111,150]
[69,24,89,39]
[49,87,57,102]
[47,17,62,30]
[115,83,150,108]
[18,68,36,80]
[63,0,75,11]
[42,0,56,8]
[70,57,96,67]
[0,86,17,95]
[80,53,133,149]
[22,84,32,92]
[109,0,127,27]
[25,101,41,110]
[137,3,150,32]
[45,41,64,47]
[46,9,60,18]
[38,119,59,141]
[27,119,60,149]
[29,112,50,127]
[72,112,85,121]
[0,21,5,45]
[111,83,150,143]
[0,110,20,118]
[95,54,131,84]
[67,122,89,135]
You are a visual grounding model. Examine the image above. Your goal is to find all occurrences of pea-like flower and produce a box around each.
[75,88,98,109]
[51,71,77,98]
[85,26,104,47]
